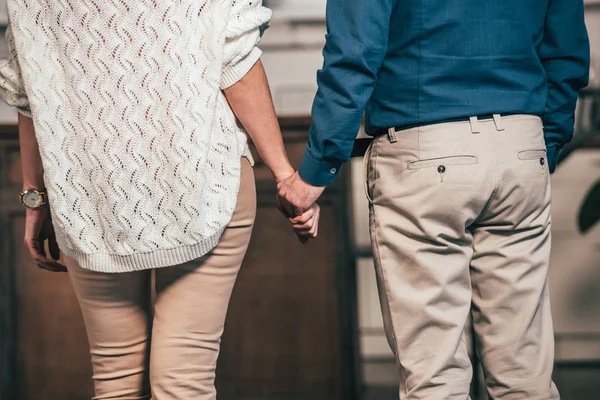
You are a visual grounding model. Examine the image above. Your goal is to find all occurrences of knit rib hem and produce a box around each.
[55,228,225,273]
[220,47,262,89]
[16,106,32,118]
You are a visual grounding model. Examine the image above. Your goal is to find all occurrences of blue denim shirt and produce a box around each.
[299,0,590,186]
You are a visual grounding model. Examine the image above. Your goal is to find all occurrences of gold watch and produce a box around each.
[19,188,47,209]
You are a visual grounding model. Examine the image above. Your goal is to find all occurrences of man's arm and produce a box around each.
[539,0,590,173]
[298,0,397,186]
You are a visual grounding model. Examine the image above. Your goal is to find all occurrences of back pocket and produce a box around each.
[407,155,478,170]
[518,149,546,161]
[517,149,547,177]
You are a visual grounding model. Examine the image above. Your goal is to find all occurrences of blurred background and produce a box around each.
[0,1,599,399]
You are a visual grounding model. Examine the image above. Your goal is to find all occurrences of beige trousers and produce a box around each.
[66,158,256,400]
[366,115,559,400]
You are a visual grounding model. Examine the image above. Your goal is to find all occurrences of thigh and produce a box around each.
[66,256,152,400]
[150,158,256,400]
[469,190,556,399]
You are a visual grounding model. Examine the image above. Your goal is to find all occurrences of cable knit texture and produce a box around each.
[0,0,271,272]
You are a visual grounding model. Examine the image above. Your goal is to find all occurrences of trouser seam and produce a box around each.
[371,206,408,394]
[369,142,408,395]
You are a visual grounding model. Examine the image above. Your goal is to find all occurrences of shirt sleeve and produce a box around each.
[0,24,31,117]
[220,0,272,89]
[538,0,590,173]
[298,0,397,186]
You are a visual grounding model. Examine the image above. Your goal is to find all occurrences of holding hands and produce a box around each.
[276,171,326,243]
[221,61,326,243]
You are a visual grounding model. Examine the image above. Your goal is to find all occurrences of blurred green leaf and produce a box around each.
[578,180,600,234]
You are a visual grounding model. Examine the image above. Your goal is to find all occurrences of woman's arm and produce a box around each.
[19,113,64,271]
[18,113,45,190]
[224,60,320,242]
[223,60,294,183]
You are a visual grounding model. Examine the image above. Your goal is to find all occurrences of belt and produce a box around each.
[375,113,517,136]
[351,113,518,158]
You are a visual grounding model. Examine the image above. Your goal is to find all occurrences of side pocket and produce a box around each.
[407,155,478,170]
[363,140,375,203]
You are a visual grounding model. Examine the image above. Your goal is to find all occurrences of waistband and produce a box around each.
[372,113,518,137]
[352,113,536,158]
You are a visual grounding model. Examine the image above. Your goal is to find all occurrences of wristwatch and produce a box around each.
[19,188,48,209]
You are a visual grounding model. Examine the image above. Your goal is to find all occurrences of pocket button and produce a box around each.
[437,165,446,173]
[540,158,545,166]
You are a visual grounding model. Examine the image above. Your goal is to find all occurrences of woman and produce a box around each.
[0,0,318,398]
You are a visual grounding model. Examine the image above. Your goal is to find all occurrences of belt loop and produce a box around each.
[469,116,481,134]
[493,114,505,131]
[387,127,398,143]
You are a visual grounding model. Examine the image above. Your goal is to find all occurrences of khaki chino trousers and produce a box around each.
[366,115,560,399]
[65,158,256,400]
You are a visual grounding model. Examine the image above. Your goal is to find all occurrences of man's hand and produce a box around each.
[277,172,326,217]
[24,206,66,272]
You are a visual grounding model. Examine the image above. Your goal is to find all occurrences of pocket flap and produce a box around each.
[518,149,546,160]
[408,155,478,170]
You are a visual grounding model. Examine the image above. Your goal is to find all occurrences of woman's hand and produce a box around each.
[18,112,64,271]
[289,203,321,244]
[24,207,66,272]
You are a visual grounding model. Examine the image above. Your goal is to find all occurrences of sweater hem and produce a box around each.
[56,228,226,273]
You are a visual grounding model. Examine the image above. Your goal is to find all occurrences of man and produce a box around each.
[278,0,589,398]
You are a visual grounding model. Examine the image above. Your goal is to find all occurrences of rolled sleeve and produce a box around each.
[0,24,31,116]
[220,0,271,89]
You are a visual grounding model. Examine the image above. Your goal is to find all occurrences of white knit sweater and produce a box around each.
[0,0,271,272]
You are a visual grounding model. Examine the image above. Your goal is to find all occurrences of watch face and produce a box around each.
[22,190,44,208]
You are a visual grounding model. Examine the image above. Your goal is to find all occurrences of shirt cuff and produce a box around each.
[298,148,342,187]
[221,47,262,89]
